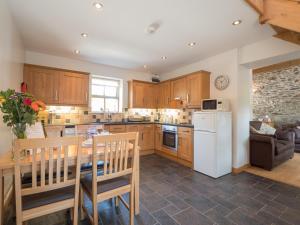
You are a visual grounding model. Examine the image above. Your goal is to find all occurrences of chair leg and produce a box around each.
[73,206,78,225]
[129,192,134,225]
[115,196,120,207]
[93,199,98,225]
[80,187,85,220]
[70,208,74,221]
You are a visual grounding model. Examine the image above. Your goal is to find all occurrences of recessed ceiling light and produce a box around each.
[143,65,148,69]
[74,49,80,54]
[161,56,167,60]
[81,33,88,38]
[93,2,103,9]
[232,20,242,26]
[188,42,196,47]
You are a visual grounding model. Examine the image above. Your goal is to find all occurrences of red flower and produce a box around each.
[23,98,32,106]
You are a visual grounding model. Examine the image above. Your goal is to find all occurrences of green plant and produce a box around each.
[0,89,45,139]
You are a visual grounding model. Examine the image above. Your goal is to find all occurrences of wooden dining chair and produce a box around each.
[80,132,139,225]
[14,136,84,225]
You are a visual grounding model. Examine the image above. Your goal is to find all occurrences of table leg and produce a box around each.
[0,169,4,225]
[134,151,140,215]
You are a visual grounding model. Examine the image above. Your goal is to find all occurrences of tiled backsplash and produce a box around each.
[39,106,195,125]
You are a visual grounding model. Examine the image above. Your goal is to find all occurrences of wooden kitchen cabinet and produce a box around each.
[23,64,89,106]
[106,125,126,133]
[139,124,155,150]
[125,124,154,154]
[154,125,162,151]
[59,71,89,106]
[186,71,210,108]
[142,83,155,108]
[171,77,187,102]
[126,125,139,132]
[128,70,209,109]
[108,124,155,154]
[128,80,156,108]
[157,81,171,108]
[177,127,193,163]
[24,65,60,104]
[129,81,145,108]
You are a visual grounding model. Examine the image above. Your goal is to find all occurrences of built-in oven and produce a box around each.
[162,125,178,151]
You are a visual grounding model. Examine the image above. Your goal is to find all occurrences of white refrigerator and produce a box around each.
[193,111,232,178]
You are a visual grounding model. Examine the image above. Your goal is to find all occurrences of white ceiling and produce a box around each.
[7,0,274,74]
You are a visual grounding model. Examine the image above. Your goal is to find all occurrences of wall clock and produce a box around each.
[214,75,230,90]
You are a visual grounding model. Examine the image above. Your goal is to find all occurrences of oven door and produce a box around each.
[162,131,177,150]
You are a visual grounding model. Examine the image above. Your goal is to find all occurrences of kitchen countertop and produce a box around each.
[45,121,194,128]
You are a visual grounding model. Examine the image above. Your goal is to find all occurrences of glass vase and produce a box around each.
[12,123,26,139]
[11,123,27,160]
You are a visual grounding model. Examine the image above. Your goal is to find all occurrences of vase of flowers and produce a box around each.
[0,89,45,158]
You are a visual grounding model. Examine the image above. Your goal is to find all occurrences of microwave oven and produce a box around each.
[201,99,230,111]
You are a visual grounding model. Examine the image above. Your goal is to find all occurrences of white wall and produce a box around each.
[25,51,153,109]
[0,0,25,155]
[162,37,300,169]
[239,37,300,68]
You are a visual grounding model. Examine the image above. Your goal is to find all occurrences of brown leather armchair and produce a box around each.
[292,128,300,153]
[250,132,295,171]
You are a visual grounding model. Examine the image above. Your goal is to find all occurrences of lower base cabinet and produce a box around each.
[103,124,155,155]
[177,127,193,163]
[104,124,193,166]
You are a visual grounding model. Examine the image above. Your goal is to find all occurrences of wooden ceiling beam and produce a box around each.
[245,0,300,45]
[260,0,300,33]
[274,30,300,45]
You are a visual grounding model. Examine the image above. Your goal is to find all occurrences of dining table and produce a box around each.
[0,143,140,225]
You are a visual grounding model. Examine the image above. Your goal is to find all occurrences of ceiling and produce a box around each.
[7,0,274,74]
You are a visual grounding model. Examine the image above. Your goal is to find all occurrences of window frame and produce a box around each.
[90,75,123,113]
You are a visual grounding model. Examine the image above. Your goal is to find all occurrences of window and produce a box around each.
[90,75,123,113]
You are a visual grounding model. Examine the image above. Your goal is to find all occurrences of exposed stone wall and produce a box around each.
[252,65,300,126]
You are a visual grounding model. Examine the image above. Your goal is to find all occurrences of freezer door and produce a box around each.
[193,131,217,178]
[192,112,216,132]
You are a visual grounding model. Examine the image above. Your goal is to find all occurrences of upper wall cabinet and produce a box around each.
[23,64,89,106]
[128,70,210,109]
[59,71,89,106]
[158,81,171,108]
[24,65,60,105]
[186,71,210,108]
[171,77,187,102]
[128,80,156,109]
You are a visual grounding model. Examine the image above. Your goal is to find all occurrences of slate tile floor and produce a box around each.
[9,154,300,225]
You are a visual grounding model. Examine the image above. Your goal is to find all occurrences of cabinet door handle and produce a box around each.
[142,133,144,140]
[85,92,88,102]
[187,93,190,103]
[55,90,58,101]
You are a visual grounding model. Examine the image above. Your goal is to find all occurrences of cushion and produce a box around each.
[81,161,106,172]
[250,121,262,130]
[81,173,130,196]
[250,126,263,134]
[275,130,294,142]
[22,185,75,210]
[275,140,294,155]
[259,123,276,135]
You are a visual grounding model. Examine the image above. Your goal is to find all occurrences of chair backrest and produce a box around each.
[14,136,84,200]
[92,132,139,184]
